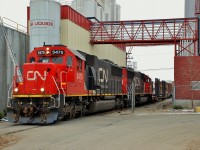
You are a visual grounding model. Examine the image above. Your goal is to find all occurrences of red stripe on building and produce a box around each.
[61,5,91,30]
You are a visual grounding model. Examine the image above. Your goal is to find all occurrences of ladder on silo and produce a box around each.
[0,17,23,82]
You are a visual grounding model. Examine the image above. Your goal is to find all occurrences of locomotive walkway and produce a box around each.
[90,18,198,56]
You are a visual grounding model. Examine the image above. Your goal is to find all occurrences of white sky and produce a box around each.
[0,0,185,81]
[116,0,185,81]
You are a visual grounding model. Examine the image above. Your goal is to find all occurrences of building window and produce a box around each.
[191,81,200,90]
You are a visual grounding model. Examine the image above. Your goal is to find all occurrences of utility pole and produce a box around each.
[131,81,135,113]
[172,85,176,106]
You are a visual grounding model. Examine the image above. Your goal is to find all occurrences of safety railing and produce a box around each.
[91,18,198,44]
[60,0,73,5]
[1,17,27,34]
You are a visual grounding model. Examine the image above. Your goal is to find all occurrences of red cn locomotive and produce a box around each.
[7,45,153,124]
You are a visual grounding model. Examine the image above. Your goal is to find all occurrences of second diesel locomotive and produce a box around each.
[7,45,155,124]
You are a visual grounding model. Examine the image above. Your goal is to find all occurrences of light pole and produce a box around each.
[132,81,135,113]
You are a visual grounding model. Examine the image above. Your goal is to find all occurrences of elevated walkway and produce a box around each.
[90,18,198,56]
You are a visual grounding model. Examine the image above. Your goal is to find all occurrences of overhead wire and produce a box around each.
[140,68,174,72]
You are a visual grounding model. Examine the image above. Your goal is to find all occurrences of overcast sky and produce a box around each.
[0,0,185,81]
[116,0,185,81]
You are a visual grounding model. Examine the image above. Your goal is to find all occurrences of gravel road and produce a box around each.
[1,99,200,150]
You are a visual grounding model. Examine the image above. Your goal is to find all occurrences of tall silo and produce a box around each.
[71,0,120,22]
[116,4,121,21]
[30,0,61,51]
[104,0,117,21]
[185,0,195,17]
[83,0,98,19]
[71,0,84,15]
[184,0,196,56]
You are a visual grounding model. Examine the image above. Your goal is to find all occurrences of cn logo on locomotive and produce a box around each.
[98,68,108,83]
[27,71,47,81]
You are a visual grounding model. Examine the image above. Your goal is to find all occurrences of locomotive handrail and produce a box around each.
[7,81,14,107]
[60,71,67,105]
[52,76,60,108]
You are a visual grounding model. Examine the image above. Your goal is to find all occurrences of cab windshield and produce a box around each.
[52,57,63,64]
[38,57,50,63]
[38,57,63,64]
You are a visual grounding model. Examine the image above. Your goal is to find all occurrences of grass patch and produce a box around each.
[173,105,183,110]
[0,112,3,119]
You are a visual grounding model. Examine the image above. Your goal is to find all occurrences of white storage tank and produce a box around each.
[71,0,84,15]
[116,4,121,21]
[30,0,61,51]
[185,0,195,17]
[104,0,116,21]
[97,5,104,21]
[104,13,109,21]
[183,0,197,56]
[83,0,97,18]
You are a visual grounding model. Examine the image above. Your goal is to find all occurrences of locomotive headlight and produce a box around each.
[14,87,19,92]
[40,88,45,92]
[46,51,50,55]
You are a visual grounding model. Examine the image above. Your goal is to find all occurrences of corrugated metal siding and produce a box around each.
[61,20,126,67]
[0,26,29,112]
[94,45,126,67]
[61,20,92,54]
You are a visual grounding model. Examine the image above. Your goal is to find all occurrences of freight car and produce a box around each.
[6,45,154,124]
[154,78,172,100]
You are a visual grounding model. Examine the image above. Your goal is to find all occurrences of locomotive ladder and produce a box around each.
[90,18,199,56]
[0,17,23,82]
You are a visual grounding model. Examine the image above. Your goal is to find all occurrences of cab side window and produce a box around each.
[66,56,73,67]
[77,57,82,72]
[29,57,35,63]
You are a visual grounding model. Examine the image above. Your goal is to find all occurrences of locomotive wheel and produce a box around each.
[147,95,153,104]
[62,114,69,121]
[75,111,82,118]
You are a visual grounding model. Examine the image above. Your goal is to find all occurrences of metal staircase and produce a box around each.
[0,17,23,82]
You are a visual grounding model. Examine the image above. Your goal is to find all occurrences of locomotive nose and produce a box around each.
[23,63,56,94]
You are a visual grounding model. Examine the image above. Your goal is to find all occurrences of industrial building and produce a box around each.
[0,0,200,112]
[71,0,120,21]
[28,0,125,66]
[0,24,29,112]
[174,0,200,107]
